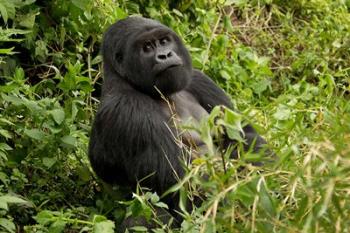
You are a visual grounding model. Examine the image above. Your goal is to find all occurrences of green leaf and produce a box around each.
[24,129,45,141]
[129,226,148,232]
[42,157,57,168]
[0,200,7,210]
[49,109,65,124]
[35,210,55,225]
[71,102,78,121]
[0,129,12,139]
[19,12,37,29]
[0,195,28,204]
[0,195,28,210]
[72,0,91,11]
[60,135,76,148]
[0,218,15,233]
[219,70,231,80]
[150,193,160,203]
[258,184,276,217]
[172,9,183,17]
[0,172,9,185]
[35,40,48,62]
[91,55,102,65]
[0,28,30,41]
[223,15,233,32]
[23,99,42,112]
[1,94,23,105]
[93,215,107,223]
[251,79,271,95]
[154,202,168,209]
[273,105,291,120]
[0,2,9,23]
[0,118,14,126]
[49,220,66,233]
[76,166,91,182]
[162,173,192,198]
[0,47,15,55]
[14,67,25,80]
[234,183,255,207]
[93,220,115,233]
[115,7,127,20]
[0,0,15,21]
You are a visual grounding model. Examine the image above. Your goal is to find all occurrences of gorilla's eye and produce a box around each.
[159,37,170,45]
[143,42,153,53]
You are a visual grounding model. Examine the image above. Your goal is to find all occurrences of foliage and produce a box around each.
[0,0,349,232]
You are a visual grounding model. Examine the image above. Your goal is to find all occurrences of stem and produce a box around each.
[201,12,222,70]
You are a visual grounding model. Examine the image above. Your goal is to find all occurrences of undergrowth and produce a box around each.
[0,0,349,232]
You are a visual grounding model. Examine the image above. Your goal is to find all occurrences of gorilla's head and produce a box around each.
[102,17,192,97]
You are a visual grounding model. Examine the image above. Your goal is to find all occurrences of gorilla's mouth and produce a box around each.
[154,62,183,75]
[164,64,181,71]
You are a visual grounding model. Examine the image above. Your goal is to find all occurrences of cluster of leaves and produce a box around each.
[0,0,349,232]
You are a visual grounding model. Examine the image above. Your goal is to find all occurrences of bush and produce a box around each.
[0,0,349,232]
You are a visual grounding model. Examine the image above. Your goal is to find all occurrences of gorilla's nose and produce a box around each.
[156,50,173,62]
[153,48,183,73]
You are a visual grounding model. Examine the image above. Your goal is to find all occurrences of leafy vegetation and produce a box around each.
[0,0,349,232]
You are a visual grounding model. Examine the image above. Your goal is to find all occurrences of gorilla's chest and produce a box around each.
[158,91,208,153]
[168,91,208,121]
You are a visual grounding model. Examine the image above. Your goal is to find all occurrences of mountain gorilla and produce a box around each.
[89,16,268,214]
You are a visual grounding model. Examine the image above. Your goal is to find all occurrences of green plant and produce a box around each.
[0,0,349,232]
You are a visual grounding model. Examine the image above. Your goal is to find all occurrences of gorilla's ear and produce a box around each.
[112,51,126,77]
[115,52,123,64]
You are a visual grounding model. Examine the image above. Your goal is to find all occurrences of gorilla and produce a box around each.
[89,16,268,213]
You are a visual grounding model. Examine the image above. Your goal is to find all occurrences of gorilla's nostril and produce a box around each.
[158,54,167,60]
[167,51,173,58]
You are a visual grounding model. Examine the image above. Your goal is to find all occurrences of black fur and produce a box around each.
[89,17,267,212]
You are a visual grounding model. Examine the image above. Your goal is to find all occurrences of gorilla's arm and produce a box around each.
[89,90,184,194]
[187,69,232,111]
[187,69,267,155]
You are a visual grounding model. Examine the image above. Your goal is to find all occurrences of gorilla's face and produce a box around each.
[103,17,192,97]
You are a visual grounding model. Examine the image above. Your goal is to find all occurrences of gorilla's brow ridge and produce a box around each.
[135,28,171,43]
